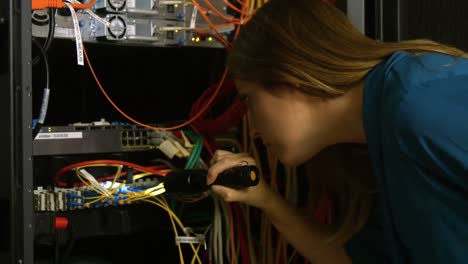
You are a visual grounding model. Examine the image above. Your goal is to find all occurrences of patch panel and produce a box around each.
[34,178,161,212]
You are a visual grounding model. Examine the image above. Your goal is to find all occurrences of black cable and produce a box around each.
[32,38,49,88]
[149,158,177,170]
[43,8,56,52]
[32,37,50,139]
[33,8,55,65]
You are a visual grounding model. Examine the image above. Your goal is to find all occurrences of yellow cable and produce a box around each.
[191,225,211,264]
[76,172,108,198]
[76,167,114,196]
[144,198,184,263]
[109,165,122,190]
[109,182,126,195]
[123,183,165,203]
[144,198,203,264]
[159,197,203,264]
[169,204,185,264]
[133,172,153,180]
[143,183,165,195]
[249,0,254,16]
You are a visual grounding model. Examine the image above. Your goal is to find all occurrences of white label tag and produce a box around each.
[126,24,136,36]
[54,27,74,38]
[64,2,84,66]
[38,88,50,124]
[49,193,55,211]
[40,194,46,211]
[159,1,185,4]
[35,132,83,140]
[190,6,198,29]
[159,26,185,31]
[175,236,206,245]
[127,0,136,8]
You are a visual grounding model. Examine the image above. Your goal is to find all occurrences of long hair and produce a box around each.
[228,0,466,96]
[228,0,467,243]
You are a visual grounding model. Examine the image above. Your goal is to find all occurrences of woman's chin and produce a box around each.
[265,145,306,166]
[277,152,304,167]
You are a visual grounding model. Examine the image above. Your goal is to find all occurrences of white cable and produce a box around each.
[216,197,224,264]
[197,159,208,170]
[66,0,109,26]
[212,196,220,264]
[209,227,214,263]
[63,2,84,66]
[208,224,214,263]
[221,200,231,262]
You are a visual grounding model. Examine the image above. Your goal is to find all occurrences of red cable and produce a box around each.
[190,79,246,136]
[70,164,168,187]
[54,160,168,187]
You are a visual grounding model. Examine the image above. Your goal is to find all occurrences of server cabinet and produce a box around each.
[0,0,34,263]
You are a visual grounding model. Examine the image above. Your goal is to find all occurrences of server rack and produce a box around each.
[0,0,34,263]
[4,0,467,263]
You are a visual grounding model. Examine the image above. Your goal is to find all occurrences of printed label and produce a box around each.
[35,132,83,140]
[127,0,136,8]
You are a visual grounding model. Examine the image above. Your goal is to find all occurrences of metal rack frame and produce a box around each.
[0,0,34,263]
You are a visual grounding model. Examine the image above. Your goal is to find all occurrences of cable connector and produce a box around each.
[32,0,96,11]
[32,0,64,10]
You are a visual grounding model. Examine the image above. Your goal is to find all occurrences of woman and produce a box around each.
[207,0,468,263]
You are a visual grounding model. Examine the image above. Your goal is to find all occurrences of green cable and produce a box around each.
[186,137,202,169]
[184,131,203,169]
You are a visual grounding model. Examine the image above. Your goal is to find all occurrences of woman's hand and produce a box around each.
[207,150,275,209]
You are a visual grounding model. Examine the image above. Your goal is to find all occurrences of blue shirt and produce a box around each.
[347,51,468,264]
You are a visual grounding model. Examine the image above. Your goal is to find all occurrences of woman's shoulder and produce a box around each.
[385,50,468,89]
[382,52,468,170]
[365,50,468,159]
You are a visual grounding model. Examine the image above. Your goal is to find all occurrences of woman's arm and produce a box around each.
[208,150,352,264]
[261,189,351,264]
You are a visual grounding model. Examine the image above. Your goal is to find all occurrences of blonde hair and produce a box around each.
[228,0,467,243]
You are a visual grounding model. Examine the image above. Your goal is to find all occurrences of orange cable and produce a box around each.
[191,0,231,48]
[69,0,96,9]
[222,0,243,13]
[83,42,228,131]
[203,0,242,23]
[233,0,248,41]
[32,0,96,10]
